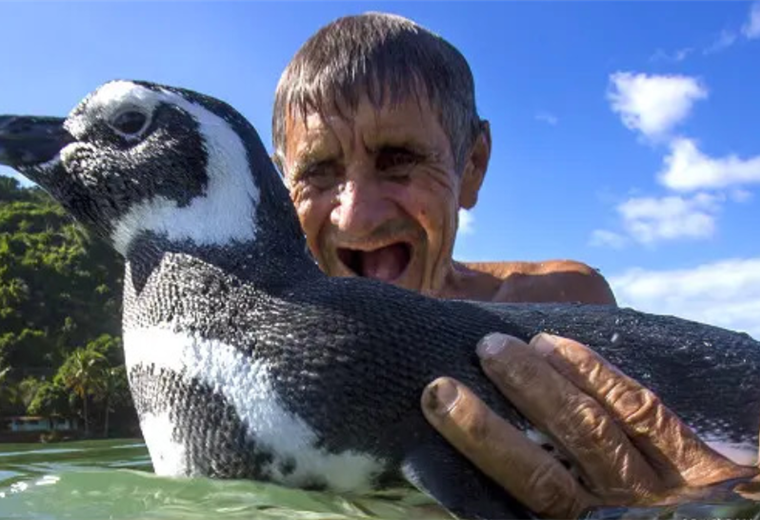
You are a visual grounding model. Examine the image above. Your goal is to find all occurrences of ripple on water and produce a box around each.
[0,448,84,458]
[0,439,445,520]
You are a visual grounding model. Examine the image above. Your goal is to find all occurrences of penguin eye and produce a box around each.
[111,110,148,136]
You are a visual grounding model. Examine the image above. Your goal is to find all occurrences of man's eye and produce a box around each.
[376,148,420,177]
[301,162,341,190]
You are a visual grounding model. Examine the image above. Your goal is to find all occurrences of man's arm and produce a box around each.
[463,259,617,305]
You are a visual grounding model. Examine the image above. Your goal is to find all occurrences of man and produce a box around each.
[271,12,757,518]
[271,12,615,306]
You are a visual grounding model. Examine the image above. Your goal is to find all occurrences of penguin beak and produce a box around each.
[0,115,73,170]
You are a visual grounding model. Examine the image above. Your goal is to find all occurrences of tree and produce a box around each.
[17,376,43,411]
[86,334,125,366]
[57,346,107,436]
[98,366,129,438]
[0,362,21,416]
[0,179,136,436]
[0,181,124,372]
[27,381,71,418]
[0,364,9,411]
[0,177,24,202]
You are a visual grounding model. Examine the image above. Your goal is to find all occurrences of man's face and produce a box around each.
[281,94,478,295]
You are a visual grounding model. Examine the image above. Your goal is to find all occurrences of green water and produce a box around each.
[4,440,760,520]
[0,439,447,520]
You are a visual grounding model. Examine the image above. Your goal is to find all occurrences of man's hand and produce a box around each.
[421,333,758,519]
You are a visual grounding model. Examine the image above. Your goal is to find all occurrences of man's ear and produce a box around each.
[459,120,491,210]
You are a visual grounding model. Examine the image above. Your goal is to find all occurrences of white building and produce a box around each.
[4,416,79,432]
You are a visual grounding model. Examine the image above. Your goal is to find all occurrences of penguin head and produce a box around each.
[0,80,299,257]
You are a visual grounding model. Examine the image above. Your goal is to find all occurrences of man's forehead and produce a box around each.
[284,94,442,153]
[284,111,333,163]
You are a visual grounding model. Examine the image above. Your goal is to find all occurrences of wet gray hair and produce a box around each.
[272,12,484,175]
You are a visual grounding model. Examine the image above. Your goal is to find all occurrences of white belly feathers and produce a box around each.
[122,326,384,493]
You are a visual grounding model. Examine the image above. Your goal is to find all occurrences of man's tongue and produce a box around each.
[358,244,410,282]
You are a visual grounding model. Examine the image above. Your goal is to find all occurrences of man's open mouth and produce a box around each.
[337,242,413,282]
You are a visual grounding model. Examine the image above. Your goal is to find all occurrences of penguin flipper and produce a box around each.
[401,436,532,520]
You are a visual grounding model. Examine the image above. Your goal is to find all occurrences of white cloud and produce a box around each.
[730,188,754,203]
[535,112,558,126]
[617,193,721,245]
[607,72,708,141]
[703,3,760,53]
[650,47,693,63]
[611,258,760,339]
[589,229,628,249]
[704,29,739,54]
[458,208,475,235]
[590,193,724,248]
[742,2,760,39]
[659,138,760,191]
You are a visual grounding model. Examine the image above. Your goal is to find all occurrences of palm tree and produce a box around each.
[0,365,14,415]
[58,347,106,437]
[99,366,127,438]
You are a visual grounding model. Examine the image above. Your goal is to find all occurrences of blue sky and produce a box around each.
[1,2,759,336]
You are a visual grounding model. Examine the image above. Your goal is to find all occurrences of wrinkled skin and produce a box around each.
[279,94,615,305]
[422,333,759,519]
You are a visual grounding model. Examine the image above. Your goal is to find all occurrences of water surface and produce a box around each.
[0,439,446,520]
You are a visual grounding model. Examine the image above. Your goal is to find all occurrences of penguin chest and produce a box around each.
[122,325,387,493]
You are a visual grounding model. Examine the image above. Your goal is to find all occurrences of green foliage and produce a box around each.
[0,329,50,369]
[86,334,125,366]
[57,346,107,396]
[27,381,71,417]
[98,365,131,437]
[0,183,123,367]
[17,376,43,410]
[0,178,135,436]
[0,364,18,417]
[57,345,109,435]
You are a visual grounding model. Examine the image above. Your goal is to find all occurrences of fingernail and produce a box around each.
[531,333,558,356]
[423,378,460,416]
[476,333,510,359]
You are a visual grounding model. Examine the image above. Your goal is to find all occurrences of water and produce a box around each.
[4,441,760,520]
[0,440,447,520]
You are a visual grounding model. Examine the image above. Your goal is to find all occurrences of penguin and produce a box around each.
[1,80,759,520]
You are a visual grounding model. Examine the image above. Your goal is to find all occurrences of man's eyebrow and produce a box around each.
[290,151,337,179]
[369,137,431,156]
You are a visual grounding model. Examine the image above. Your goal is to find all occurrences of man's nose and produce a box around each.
[330,177,395,238]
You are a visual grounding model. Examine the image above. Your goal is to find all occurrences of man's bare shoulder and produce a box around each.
[459,259,617,305]
[464,259,606,279]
